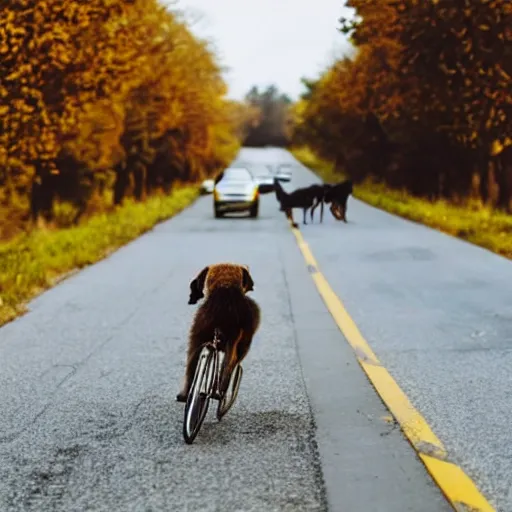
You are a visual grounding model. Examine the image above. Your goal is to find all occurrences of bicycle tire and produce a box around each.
[183,347,216,444]
[216,364,243,421]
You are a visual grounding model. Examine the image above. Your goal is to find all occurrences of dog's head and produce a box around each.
[188,263,255,304]
[325,179,352,202]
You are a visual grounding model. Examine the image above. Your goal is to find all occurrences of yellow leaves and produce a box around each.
[52,51,72,69]
[0,0,239,212]
[36,128,57,155]
[490,138,511,156]
[8,26,27,37]
[6,63,34,82]
[297,0,512,172]
[491,140,503,156]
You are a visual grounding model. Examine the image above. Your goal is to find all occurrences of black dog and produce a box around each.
[324,180,353,222]
[274,178,319,227]
[309,183,333,223]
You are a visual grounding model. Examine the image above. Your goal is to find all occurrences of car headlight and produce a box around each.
[213,189,220,201]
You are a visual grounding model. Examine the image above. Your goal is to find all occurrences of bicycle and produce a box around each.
[182,328,243,444]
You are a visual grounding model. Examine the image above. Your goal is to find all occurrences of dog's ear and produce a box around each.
[188,266,209,304]
[241,266,254,292]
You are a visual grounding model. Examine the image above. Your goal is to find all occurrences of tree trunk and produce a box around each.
[478,153,490,204]
[30,164,55,223]
[113,165,129,205]
[486,160,499,208]
[496,150,512,212]
[133,162,146,201]
[30,178,42,222]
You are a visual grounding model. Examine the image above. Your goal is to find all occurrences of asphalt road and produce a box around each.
[267,148,512,512]
[1,146,501,511]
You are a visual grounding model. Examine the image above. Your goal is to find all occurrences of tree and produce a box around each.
[0,0,245,233]
[293,0,512,207]
[242,85,293,147]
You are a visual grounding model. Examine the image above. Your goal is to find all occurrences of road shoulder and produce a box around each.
[279,233,452,512]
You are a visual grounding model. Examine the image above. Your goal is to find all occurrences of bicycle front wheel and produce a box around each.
[217,364,243,421]
[183,347,216,444]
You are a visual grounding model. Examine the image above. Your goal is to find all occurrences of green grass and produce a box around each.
[292,147,342,184]
[0,186,199,326]
[292,146,512,260]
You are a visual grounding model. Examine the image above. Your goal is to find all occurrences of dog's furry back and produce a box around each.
[325,180,353,203]
[273,178,315,208]
[190,286,260,349]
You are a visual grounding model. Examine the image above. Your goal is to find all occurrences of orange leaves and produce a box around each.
[299,0,511,157]
[293,0,512,208]
[0,0,241,226]
[398,0,512,151]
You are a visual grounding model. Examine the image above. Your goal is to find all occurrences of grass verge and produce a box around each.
[292,146,512,260]
[0,186,199,327]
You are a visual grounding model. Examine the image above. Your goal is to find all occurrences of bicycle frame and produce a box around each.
[201,328,226,401]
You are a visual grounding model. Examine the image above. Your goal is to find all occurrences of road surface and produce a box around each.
[1,147,508,511]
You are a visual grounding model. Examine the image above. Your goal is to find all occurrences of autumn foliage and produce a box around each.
[243,85,293,147]
[0,0,247,239]
[293,0,512,210]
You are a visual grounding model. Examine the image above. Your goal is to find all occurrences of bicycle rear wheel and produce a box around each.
[216,364,243,421]
[183,347,216,444]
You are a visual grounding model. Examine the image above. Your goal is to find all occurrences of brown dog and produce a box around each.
[176,263,261,402]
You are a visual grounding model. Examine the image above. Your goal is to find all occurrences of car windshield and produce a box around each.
[222,168,253,182]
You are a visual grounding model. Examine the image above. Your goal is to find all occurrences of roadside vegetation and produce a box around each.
[0,0,259,325]
[0,187,198,326]
[290,1,512,258]
[293,147,512,260]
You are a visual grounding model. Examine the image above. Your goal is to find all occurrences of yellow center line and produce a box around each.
[291,227,495,512]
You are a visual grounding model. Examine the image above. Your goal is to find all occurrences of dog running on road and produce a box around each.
[274,178,320,227]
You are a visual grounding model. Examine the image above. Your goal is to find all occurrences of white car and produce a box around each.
[274,164,292,182]
[200,179,215,194]
[250,164,276,194]
[213,167,260,218]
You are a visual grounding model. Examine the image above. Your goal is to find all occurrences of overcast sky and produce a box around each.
[170,0,355,100]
